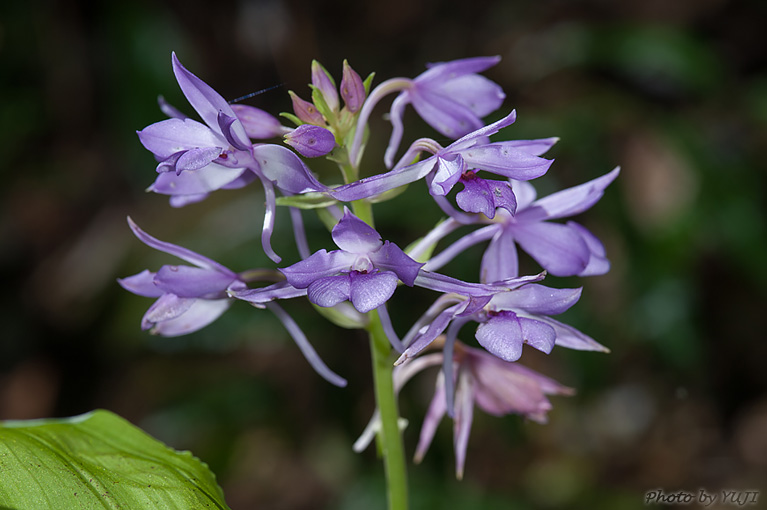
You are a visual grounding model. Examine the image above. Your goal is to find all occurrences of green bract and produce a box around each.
[0,409,230,510]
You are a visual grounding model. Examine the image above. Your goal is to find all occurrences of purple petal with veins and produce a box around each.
[349,271,398,313]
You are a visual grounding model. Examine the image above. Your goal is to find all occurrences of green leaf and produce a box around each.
[276,192,338,209]
[0,409,230,510]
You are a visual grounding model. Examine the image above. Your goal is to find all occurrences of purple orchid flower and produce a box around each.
[117,217,247,337]
[137,53,329,262]
[353,342,573,479]
[414,343,574,479]
[138,53,254,206]
[348,56,505,168]
[118,217,347,387]
[332,111,554,204]
[417,167,620,280]
[278,208,425,314]
[397,282,607,370]
[483,167,620,279]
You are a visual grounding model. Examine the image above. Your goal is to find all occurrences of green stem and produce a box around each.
[349,198,407,509]
[366,309,409,510]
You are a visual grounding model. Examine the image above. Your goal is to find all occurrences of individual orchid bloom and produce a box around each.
[279,208,425,314]
[415,342,575,479]
[397,282,607,371]
[276,208,535,316]
[332,111,554,204]
[481,167,620,279]
[417,167,620,280]
[138,53,253,189]
[117,217,249,337]
[348,56,506,168]
[118,217,347,387]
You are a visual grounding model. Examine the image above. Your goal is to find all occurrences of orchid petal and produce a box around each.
[252,144,328,194]
[349,271,398,313]
[149,298,231,337]
[453,370,475,480]
[489,284,582,316]
[279,250,356,288]
[414,372,447,464]
[460,144,553,181]
[141,293,195,330]
[175,146,224,173]
[331,209,382,253]
[171,53,247,143]
[480,228,519,283]
[370,242,424,286]
[148,163,248,197]
[126,217,233,273]
[525,167,620,220]
[118,269,163,298]
[137,118,224,159]
[153,265,236,298]
[568,221,611,276]
[307,275,351,308]
[511,221,591,276]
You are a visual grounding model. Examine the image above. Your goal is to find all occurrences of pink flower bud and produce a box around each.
[284,124,336,158]
[340,60,366,113]
[289,91,325,125]
[311,60,339,113]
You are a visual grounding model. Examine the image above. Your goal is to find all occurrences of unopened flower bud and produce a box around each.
[288,91,325,125]
[311,60,339,113]
[230,104,285,139]
[285,124,336,158]
[340,60,366,113]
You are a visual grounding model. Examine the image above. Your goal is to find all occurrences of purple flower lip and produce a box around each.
[279,208,424,313]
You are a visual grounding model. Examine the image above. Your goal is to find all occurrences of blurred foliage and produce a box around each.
[1,0,766,509]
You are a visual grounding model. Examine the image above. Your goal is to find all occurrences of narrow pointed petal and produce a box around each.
[526,167,620,220]
[349,271,398,313]
[397,304,462,363]
[331,209,382,253]
[449,110,517,152]
[414,373,447,464]
[148,163,249,197]
[490,284,582,315]
[227,280,308,305]
[384,93,409,168]
[410,89,484,139]
[537,316,609,352]
[420,56,502,82]
[511,221,591,276]
[480,229,519,283]
[231,104,285,139]
[307,274,351,307]
[435,74,505,117]
[171,53,247,143]
[370,242,424,286]
[330,158,435,202]
[126,217,233,273]
[266,302,347,387]
[460,144,553,181]
[568,221,611,276]
[138,118,223,159]
[157,95,187,119]
[453,371,475,480]
[153,265,236,298]
[252,144,328,194]
[118,270,164,298]
[279,250,356,288]
[150,298,231,337]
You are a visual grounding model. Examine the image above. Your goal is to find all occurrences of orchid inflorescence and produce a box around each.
[121,53,618,484]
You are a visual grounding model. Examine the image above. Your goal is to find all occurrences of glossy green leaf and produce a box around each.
[0,409,230,510]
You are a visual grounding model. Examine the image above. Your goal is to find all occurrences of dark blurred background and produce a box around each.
[2,0,766,508]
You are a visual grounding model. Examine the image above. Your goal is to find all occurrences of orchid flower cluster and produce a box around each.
[121,53,618,497]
